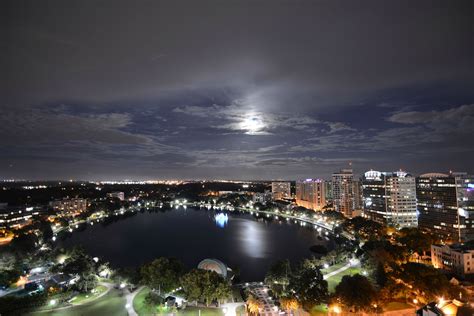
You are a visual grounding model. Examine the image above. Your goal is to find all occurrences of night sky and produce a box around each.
[2,0,473,180]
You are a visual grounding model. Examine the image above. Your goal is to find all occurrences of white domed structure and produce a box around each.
[197,258,228,278]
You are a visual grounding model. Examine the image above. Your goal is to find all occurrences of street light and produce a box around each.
[331,305,341,314]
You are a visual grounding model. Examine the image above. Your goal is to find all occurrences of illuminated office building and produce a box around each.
[362,170,417,228]
[417,172,474,242]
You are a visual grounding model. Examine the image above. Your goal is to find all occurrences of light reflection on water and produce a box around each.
[235,218,268,259]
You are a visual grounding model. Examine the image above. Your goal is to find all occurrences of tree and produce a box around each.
[361,239,408,268]
[288,260,328,309]
[264,260,291,297]
[9,233,37,254]
[396,228,437,260]
[59,248,99,293]
[334,274,378,312]
[374,262,387,288]
[215,281,232,305]
[76,273,98,293]
[246,294,262,315]
[38,220,53,242]
[0,252,17,271]
[115,267,141,285]
[280,297,299,315]
[62,248,95,276]
[0,268,22,288]
[140,257,184,294]
[343,217,386,240]
[144,291,164,307]
[180,269,231,306]
[391,262,453,304]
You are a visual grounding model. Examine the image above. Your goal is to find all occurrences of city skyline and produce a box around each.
[2,1,474,314]
[3,0,473,180]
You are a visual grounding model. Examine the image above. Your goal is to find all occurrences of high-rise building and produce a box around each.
[362,170,417,228]
[271,182,291,200]
[295,179,326,211]
[332,168,354,217]
[324,181,333,202]
[417,172,474,242]
[352,179,363,211]
[454,172,474,241]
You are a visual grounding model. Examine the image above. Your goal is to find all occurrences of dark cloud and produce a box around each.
[1,0,473,179]
[0,106,150,145]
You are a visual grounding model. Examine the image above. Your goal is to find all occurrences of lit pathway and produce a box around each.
[125,286,144,316]
[323,259,359,280]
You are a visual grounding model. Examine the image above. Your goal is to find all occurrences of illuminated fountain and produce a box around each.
[214,213,229,228]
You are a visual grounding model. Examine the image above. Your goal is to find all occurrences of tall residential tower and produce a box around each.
[295,179,326,211]
[332,168,355,217]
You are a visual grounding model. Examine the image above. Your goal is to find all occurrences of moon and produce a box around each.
[240,115,266,135]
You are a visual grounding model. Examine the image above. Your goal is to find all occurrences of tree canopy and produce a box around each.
[334,274,378,312]
[264,259,291,297]
[140,257,184,294]
[396,228,438,257]
[180,269,231,306]
[288,260,328,309]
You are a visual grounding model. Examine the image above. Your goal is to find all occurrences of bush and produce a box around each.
[144,291,164,306]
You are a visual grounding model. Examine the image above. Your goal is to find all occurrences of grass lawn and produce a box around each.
[69,285,108,305]
[383,302,414,311]
[133,287,155,315]
[325,267,361,292]
[309,304,328,316]
[29,288,127,316]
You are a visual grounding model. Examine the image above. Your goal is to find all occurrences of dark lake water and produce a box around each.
[59,207,332,280]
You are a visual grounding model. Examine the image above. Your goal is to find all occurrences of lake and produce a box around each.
[59,207,332,280]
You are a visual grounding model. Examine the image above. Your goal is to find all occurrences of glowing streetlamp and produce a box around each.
[331,305,341,314]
